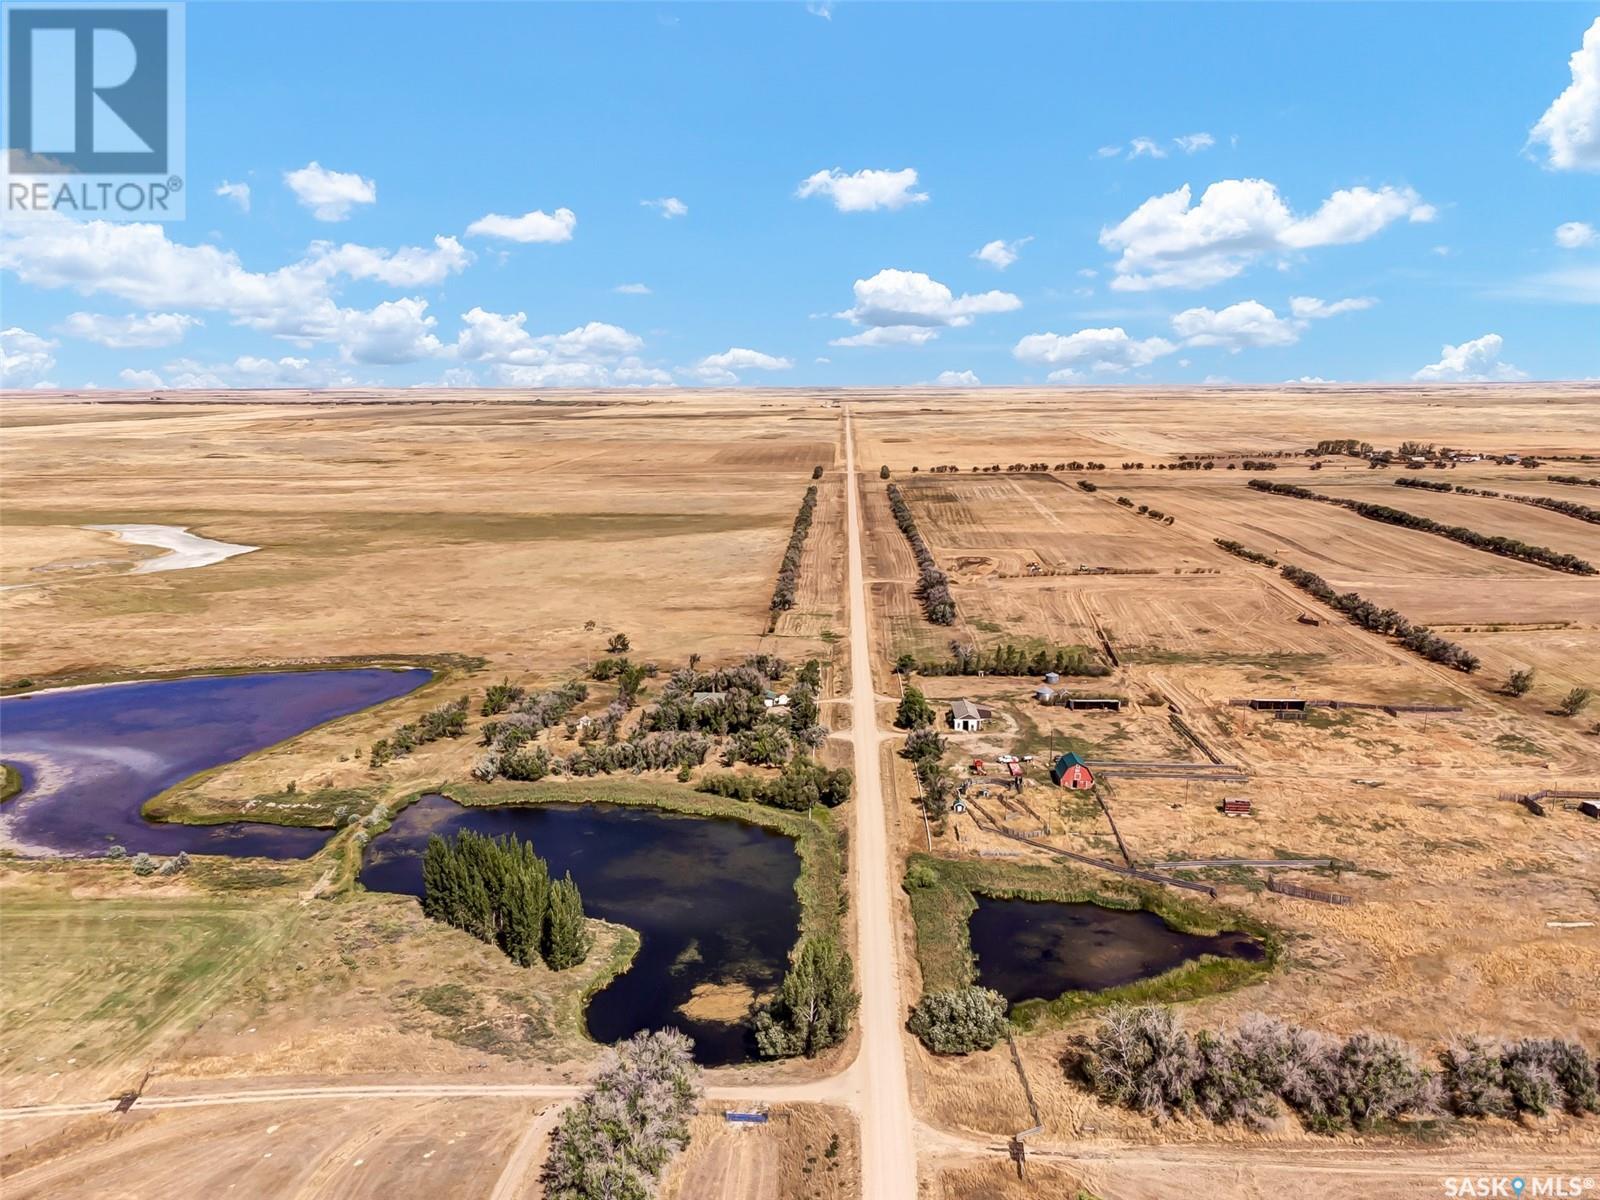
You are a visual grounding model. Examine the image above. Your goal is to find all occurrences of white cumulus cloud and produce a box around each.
[1100,178,1434,290]
[59,311,201,348]
[833,268,1020,347]
[934,369,980,386]
[796,167,928,212]
[614,283,652,294]
[1289,295,1377,319]
[0,327,57,387]
[306,235,472,287]
[972,237,1031,270]
[1171,300,1299,351]
[1413,333,1528,382]
[284,162,376,221]
[465,207,577,243]
[688,346,794,384]
[1013,327,1176,374]
[1529,18,1600,171]
[1555,221,1598,248]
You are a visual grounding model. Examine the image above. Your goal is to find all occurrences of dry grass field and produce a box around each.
[3,384,1598,1195]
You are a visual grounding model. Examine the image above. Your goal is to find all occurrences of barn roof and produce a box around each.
[1053,751,1088,771]
[949,699,981,721]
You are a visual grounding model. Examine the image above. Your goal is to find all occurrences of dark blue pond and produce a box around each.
[0,668,431,857]
[359,794,802,1066]
[969,897,1264,1007]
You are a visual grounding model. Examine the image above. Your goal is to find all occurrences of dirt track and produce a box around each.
[842,409,919,1200]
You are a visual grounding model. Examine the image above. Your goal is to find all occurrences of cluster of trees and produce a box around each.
[1280,564,1480,672]
[886,483,956,624]
[908,986,1010,1054]
[542,1029,701,1200]
[1135,503,1174,524]
[1213,538,1279,567]
[901,727,954,818]
[1248,480,1597,575]
[421,830,589,970]
[370,695,470,767]
[753,936,859,1059]
[482,679,526,716]
[895,684,934,729]
[474,681,590,782]
[697,756,853,810]
[900,642,1109,678]
[770,485,820,613]
[1080,1005,1597,1132]
[1395,477,1600,524]
[1077,479,1098,492]
[1310,439,1374,457]
[1548,474,1600,488]
[590,656,652,704]
[555,731,711,776]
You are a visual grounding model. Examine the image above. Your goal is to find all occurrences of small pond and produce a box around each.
[359,793,802,1066]
[0,668,431,857]
[969,896,1264,1007]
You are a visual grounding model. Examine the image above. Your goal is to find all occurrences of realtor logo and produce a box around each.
[3,2,186,218]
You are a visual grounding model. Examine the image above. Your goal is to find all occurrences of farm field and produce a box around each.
[1,385,1597,1197]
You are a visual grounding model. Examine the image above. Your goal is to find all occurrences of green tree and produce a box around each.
[908,986,1010,1054]
[754,936,859,1059]
[543,872,592,970]
[812,465,824,480]
[895,685,935,730]
[607,632,632,654]
[879,464,890,479]
[1558,686,1593,717]
[1505,667,1535,697]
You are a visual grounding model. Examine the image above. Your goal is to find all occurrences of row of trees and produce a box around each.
[1279,563,1480,672]
[886,483,956,624]
[420,830,590,970]
[542,1029,701,1200]
[1248,479,1597,575]
[370,695,470,767]
[1395,476,1600,524]
[1080,1005,1598,1132]
[1548,473,1600,488]
[696,755,853,810]
[556,731,711,776]
[770,485,820,612]
[899,642,1109,678]
[1213,538,1279,567]
[901,726,955,819]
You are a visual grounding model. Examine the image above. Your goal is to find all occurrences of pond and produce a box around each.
[968,896,1264,1007]
[0,668,431,857]
[358,793,802,1066]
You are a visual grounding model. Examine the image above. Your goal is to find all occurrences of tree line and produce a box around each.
[421,829,590,970]
[370,695,470,767]
[1247,479,1597,575]
[1394,475,1600,525]
[1078,1004,1596,1132]
[474,681,590,782]
[1279,562,1480,672]
[1213,538,1279,567]
[886,483,957,624]
[898,641,1109,678]
[696,755,853,810]
[1549,473,1600,488]
[770,485,820,614]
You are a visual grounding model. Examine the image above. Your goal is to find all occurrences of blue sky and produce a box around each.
[2,1,1597,390]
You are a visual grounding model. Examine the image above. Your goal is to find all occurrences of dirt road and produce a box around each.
[842,409,919,1200]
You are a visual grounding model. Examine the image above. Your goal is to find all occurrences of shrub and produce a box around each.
[1557,686,1592,717]
[1505,668,1535,698]
[903,862,939,890]
[1193,1028,1274,1127]
[607,633,631,653]
[1502,1038,1600,1116]
[908,986,1010,1054]
[1441,1036,1511,1117]
[1328,1032,1435,1130]
[1080,1005,1198,1123]
[812,464,824,480]
[105,844,127,859]
[130,853,156,876]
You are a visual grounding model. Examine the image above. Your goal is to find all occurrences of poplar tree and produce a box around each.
[543,872,592,970]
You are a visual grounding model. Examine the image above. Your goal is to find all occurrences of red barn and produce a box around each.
[1051,752,1095,790]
